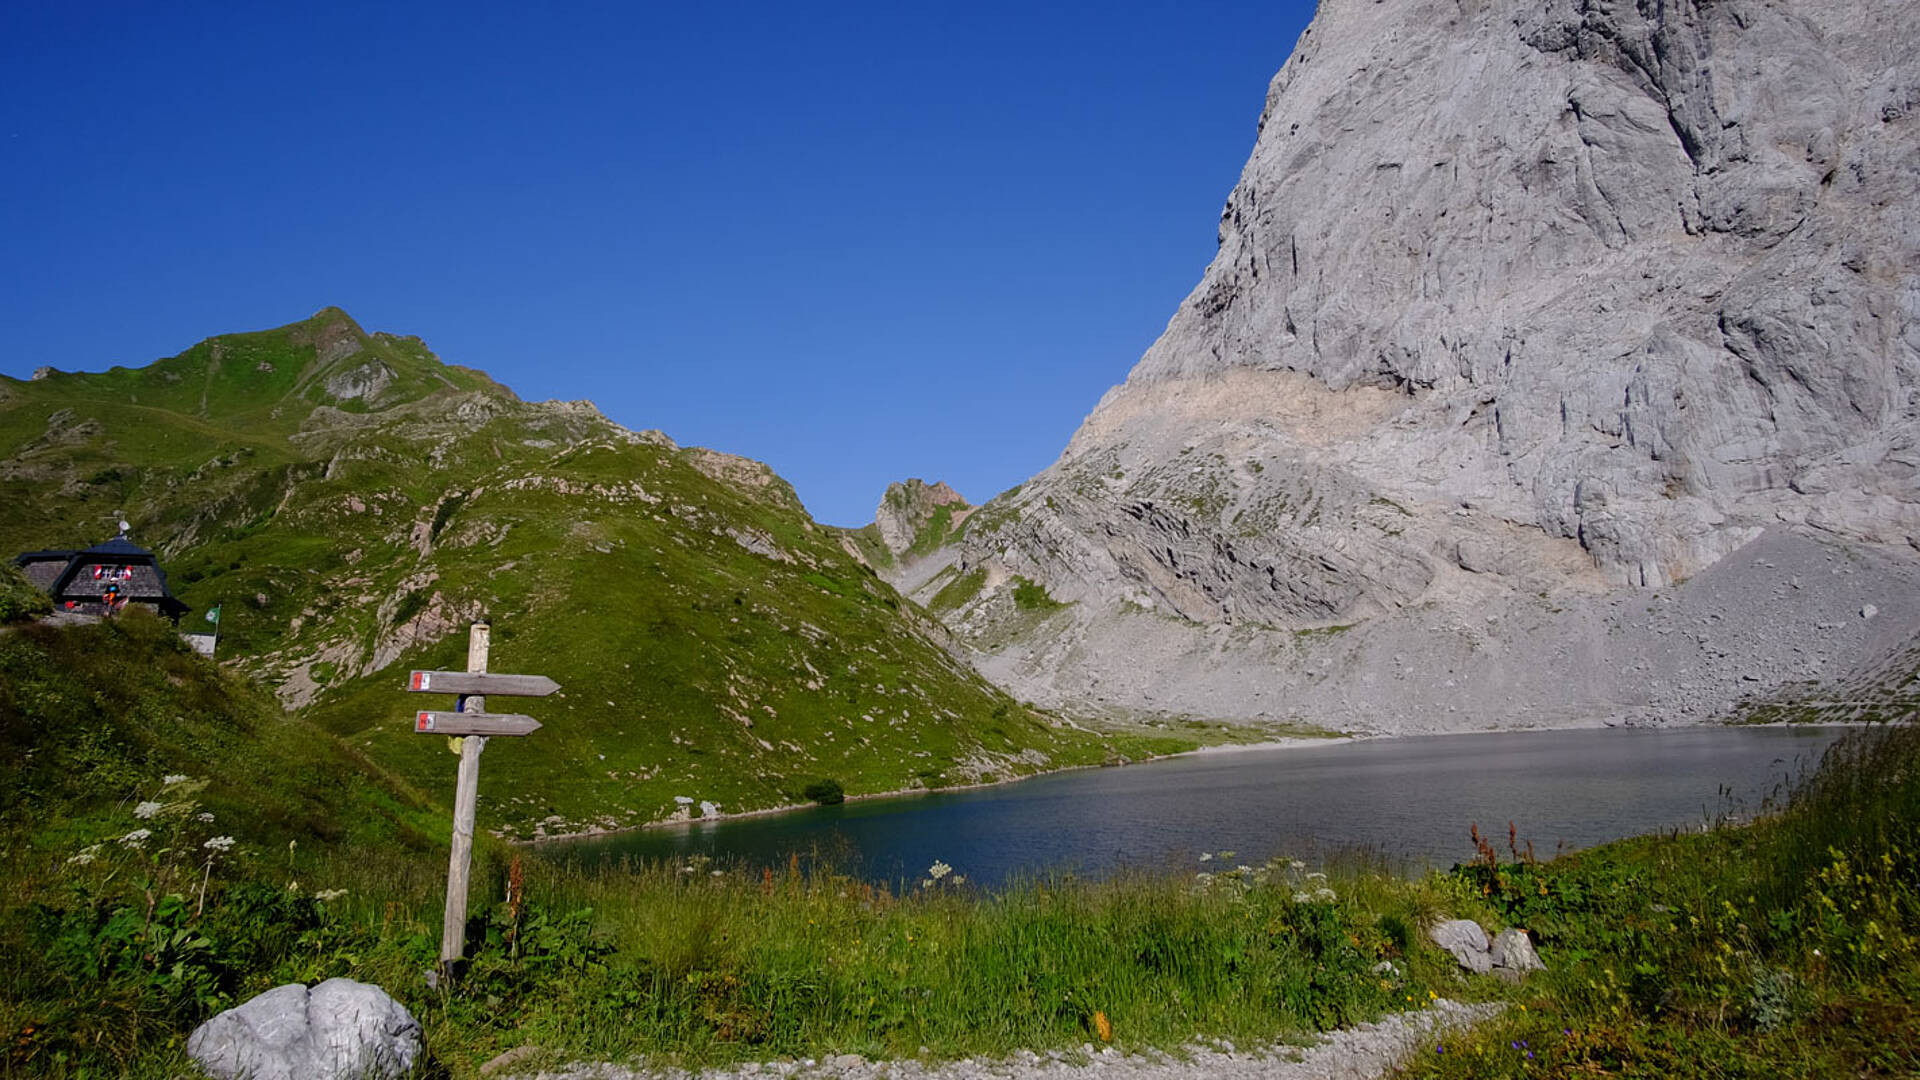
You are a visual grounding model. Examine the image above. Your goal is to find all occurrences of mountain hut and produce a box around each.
[13,531,191,622]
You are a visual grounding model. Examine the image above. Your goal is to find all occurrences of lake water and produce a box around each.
[542,726,1847,887]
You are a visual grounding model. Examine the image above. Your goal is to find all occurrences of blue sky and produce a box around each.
[1,2,1316,526]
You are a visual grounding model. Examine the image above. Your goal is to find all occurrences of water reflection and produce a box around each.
[544,726,1843,888]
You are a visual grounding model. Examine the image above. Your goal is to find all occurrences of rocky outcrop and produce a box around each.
[875,479,971,557]
[925,0,1920,729]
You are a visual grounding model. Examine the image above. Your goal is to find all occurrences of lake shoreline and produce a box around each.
[524,716,1843,846]
[524,731,1364,844]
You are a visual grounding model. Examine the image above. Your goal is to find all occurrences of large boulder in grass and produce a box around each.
[1428,919,1493,974]
[1491,928,1545,975]
[187,978,422,1080]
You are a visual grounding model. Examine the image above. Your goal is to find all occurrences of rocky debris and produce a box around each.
[1428,920,1493,975]
[918,0,1920,731]
[30,366,55,380]
[186,978,422,1080]
[520,1001,1499,1080]
[485,1046,544,1077]
[953,525,1920,737]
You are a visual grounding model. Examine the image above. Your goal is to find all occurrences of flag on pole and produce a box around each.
[205,605,222,626]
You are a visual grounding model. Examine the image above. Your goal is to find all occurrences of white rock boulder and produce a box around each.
[187,977,422,1080]
[1428,919,1493,974]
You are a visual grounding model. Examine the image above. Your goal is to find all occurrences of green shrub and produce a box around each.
[0,564,51,624]
[801,778,845,805]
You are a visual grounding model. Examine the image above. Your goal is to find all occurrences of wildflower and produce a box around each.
[928,860,952,881]
[66,845,101,866]
[1199,852,1212,862]
[120,828,152,847]
[204,836,236,852]
[196,812,215,823]
[1289,859,1306,871]
[314,888,348,902]
[162,774,189,787]
[133,801,164,819]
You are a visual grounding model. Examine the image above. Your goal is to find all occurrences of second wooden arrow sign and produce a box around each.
[415,711,543,737]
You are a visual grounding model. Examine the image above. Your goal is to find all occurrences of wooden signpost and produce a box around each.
[407,623,559,975]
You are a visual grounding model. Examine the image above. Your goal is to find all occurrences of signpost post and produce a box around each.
[407,623,559,976]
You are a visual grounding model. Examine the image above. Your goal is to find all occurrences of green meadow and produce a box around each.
[3,614,1914,1078]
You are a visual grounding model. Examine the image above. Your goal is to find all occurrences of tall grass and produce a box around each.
[1404,719,1920,1078]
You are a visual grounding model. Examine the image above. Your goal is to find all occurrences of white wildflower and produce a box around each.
[1198,852,1212,862]
[120,829,153,847]
[928,860,952,882]
[314,888,348,902]
[196,812,215,823]
[203,836,236,853]
[1289,860,1306,871]
[161,774,189,787]
[133,801,164,819]
[951,875,964,885]
[67,844,102,866]
[1237,865,1253,875]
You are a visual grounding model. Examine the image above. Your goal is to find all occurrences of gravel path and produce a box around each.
[520,1000,1499,1080]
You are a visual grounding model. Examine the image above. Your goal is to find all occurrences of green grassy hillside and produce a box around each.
[0,310,1171,838]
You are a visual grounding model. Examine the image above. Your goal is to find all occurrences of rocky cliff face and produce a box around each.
[909,0,1920,731]
[874,479,971,558]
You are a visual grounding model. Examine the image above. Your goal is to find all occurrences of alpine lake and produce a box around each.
[540,725,1848,888]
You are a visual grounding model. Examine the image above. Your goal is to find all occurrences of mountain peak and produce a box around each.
[873,479,971,558]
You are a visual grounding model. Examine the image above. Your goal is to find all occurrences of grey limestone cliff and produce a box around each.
[899,0,1920,732]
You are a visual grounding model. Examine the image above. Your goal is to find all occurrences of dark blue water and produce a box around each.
[542,726,1845,887]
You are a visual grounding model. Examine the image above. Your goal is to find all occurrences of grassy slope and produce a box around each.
[0,310,1175,838]
[0,612,439,855]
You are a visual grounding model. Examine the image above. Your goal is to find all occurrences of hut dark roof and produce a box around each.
[12,532,190,621]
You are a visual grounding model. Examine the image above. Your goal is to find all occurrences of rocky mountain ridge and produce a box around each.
[878,0,1920,732]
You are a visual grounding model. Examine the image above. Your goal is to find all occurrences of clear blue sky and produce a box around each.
[1,2,1315,526]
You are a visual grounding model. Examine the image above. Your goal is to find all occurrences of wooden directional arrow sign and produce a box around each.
[415,711,542,737]
[408,670,561,697]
